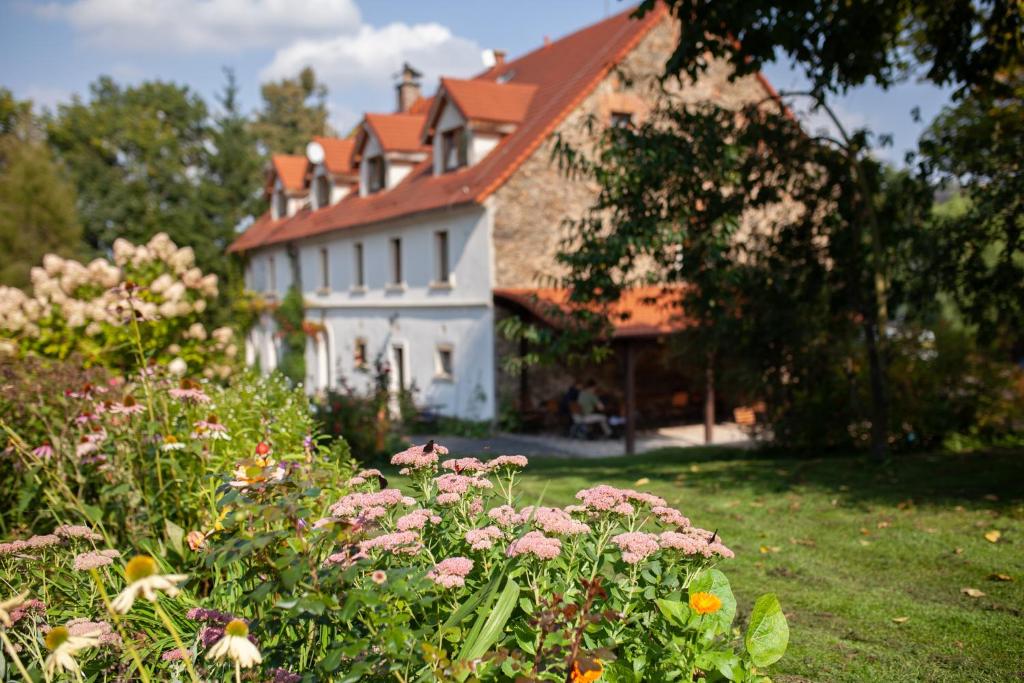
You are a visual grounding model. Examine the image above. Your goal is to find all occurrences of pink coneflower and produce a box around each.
[612,532,661,564]
[31,443,54,459]
[427,557,474,588]
[441,457,487,473]
[486,455,529,471]
[168,379,210,404]
[110,395,145,415]
[396,509,442,531]
[161,434,186,451]
[73,413,98,425]
[465,526,503,550]
[76,437,98,458]
[391,440,447,471]
[507,531,561,560]
[192,414,230,441]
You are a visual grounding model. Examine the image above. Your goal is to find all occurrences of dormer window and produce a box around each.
[313,174,330,209]
[272,189,287,220]
[441,128,468,172]
[366,156,386,193]
[611,111,633,128]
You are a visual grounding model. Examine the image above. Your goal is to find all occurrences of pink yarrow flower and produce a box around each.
[54,525,103,541]
[612,532,661,564]
[486,455,528,471]
[73,550,120,571]
[465,526,503,550]
[329,488,409,521]
[574,485,635,515]
[441,457,488,473]
[396,509,442,531]
[520,506,591,535]
[507,531,561,560]
[652,506,691,528]
[358,531,422,556]
[488,505,524,528]
[427,557,473,588]
[346,468,383,487]
[659,528,735,559]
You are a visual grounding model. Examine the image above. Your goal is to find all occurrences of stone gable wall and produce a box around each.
[490,17,776,288]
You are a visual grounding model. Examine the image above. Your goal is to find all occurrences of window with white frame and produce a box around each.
[434,230,450,284]
[435,344,453,379]
[319,247,329,292]
[389,237,402,286]
[354,338,367,368]
[353,242,365,288]
[610,111,633,128]
[367,156,386,193]
[441,127,468,171]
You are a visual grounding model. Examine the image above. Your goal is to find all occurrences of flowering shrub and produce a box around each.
[0,233,236,374]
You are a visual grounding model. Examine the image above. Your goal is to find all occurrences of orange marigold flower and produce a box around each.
[571,658,603,682]
[689,591,722,615]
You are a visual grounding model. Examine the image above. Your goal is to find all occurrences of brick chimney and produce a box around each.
[493,49,506,65]
[395,62,423,113]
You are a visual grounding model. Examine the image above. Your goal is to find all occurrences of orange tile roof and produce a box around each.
[360,113,429,155]
[494,286,690,338]
[408,96,434,115]
[270,154,308,194]
[232,4,778,253]
[429,78,537,133]
[313,136,356,176]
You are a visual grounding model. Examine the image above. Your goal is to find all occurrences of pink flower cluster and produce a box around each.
[391,442,449,473]
[441,457,488,473]
[488,505,522,528]
[359,531,423,556]
[396,509,442,531]
[65,618,121,647]
[465,525,503,550]
[434,473,493,504]
[507,531,562,560]
[73,549,121,571]
[652,506,690,528]
[574,485,636,515]
[8,599,45,625]
[329,488,412,521]
[0,533,62,556]
[346,468,383,487]
[520,506,591,535]
[427,556,474,588]
[658,528,735,559]
[486,455,528,471]
[54,524,103,541]
[168,385,210,404]
[612,532,661,564]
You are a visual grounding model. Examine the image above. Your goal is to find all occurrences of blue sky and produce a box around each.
[1,0,951,163]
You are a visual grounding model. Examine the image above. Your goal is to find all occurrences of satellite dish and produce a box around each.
[481,49,496,68]
[306,141,325,165]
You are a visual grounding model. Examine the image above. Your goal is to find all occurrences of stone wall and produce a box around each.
[490,17,778,288]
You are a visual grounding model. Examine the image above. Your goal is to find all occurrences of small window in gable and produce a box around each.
[272,189,287,219]
[610,111,633,129]
[367,156,386,193]
[389,237,403,286]
[441,127,468,171]
[314,174,330,209]
[353,242,365,288]
[434,230,450,284]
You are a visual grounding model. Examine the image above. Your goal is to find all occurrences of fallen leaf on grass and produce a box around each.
[759,545,781,554]
[984,530,1002,543]
[789,537,816,547]
[860,528,871,536]
[891,616,910,624]
[987,573,1013,582]
[961,587,986,598]
[633,477,650,486]
[858,540,871,546]
[877,520,891,529]
[953,548,964,555]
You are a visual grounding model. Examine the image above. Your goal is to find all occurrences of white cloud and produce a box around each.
[262,21,482,101]
[35,0,362,52]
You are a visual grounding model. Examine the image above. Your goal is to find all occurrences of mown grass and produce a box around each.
[500,447,1024,682]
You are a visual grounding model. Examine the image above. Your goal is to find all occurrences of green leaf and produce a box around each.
[459,578,520,661]
[745,593,789,667]
[164,519,185,557]
[689,568,737,630]
[656,598,689,626]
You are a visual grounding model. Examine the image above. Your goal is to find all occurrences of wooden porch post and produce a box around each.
[518,335,529,411]
[704,351,715,444]
[625,339,637,455]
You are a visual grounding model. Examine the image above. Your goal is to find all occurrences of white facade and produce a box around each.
[248,201,498,420]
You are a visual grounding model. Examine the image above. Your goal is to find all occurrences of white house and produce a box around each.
[230,5,778,422]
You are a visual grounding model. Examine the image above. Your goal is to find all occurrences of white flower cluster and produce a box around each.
[0,233,219,338]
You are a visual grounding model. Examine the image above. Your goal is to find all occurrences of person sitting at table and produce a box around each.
[577,378,612,437]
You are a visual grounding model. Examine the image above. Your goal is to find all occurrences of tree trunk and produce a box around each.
[864,317,889,462]
[704,353,715,444]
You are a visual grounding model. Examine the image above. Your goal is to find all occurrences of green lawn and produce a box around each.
[501,447,1024,682]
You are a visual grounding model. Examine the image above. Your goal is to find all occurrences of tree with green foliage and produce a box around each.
[251,66,331,154]
[0,89,82,288]
[47,78,213,262]
[547,0,1021,456]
